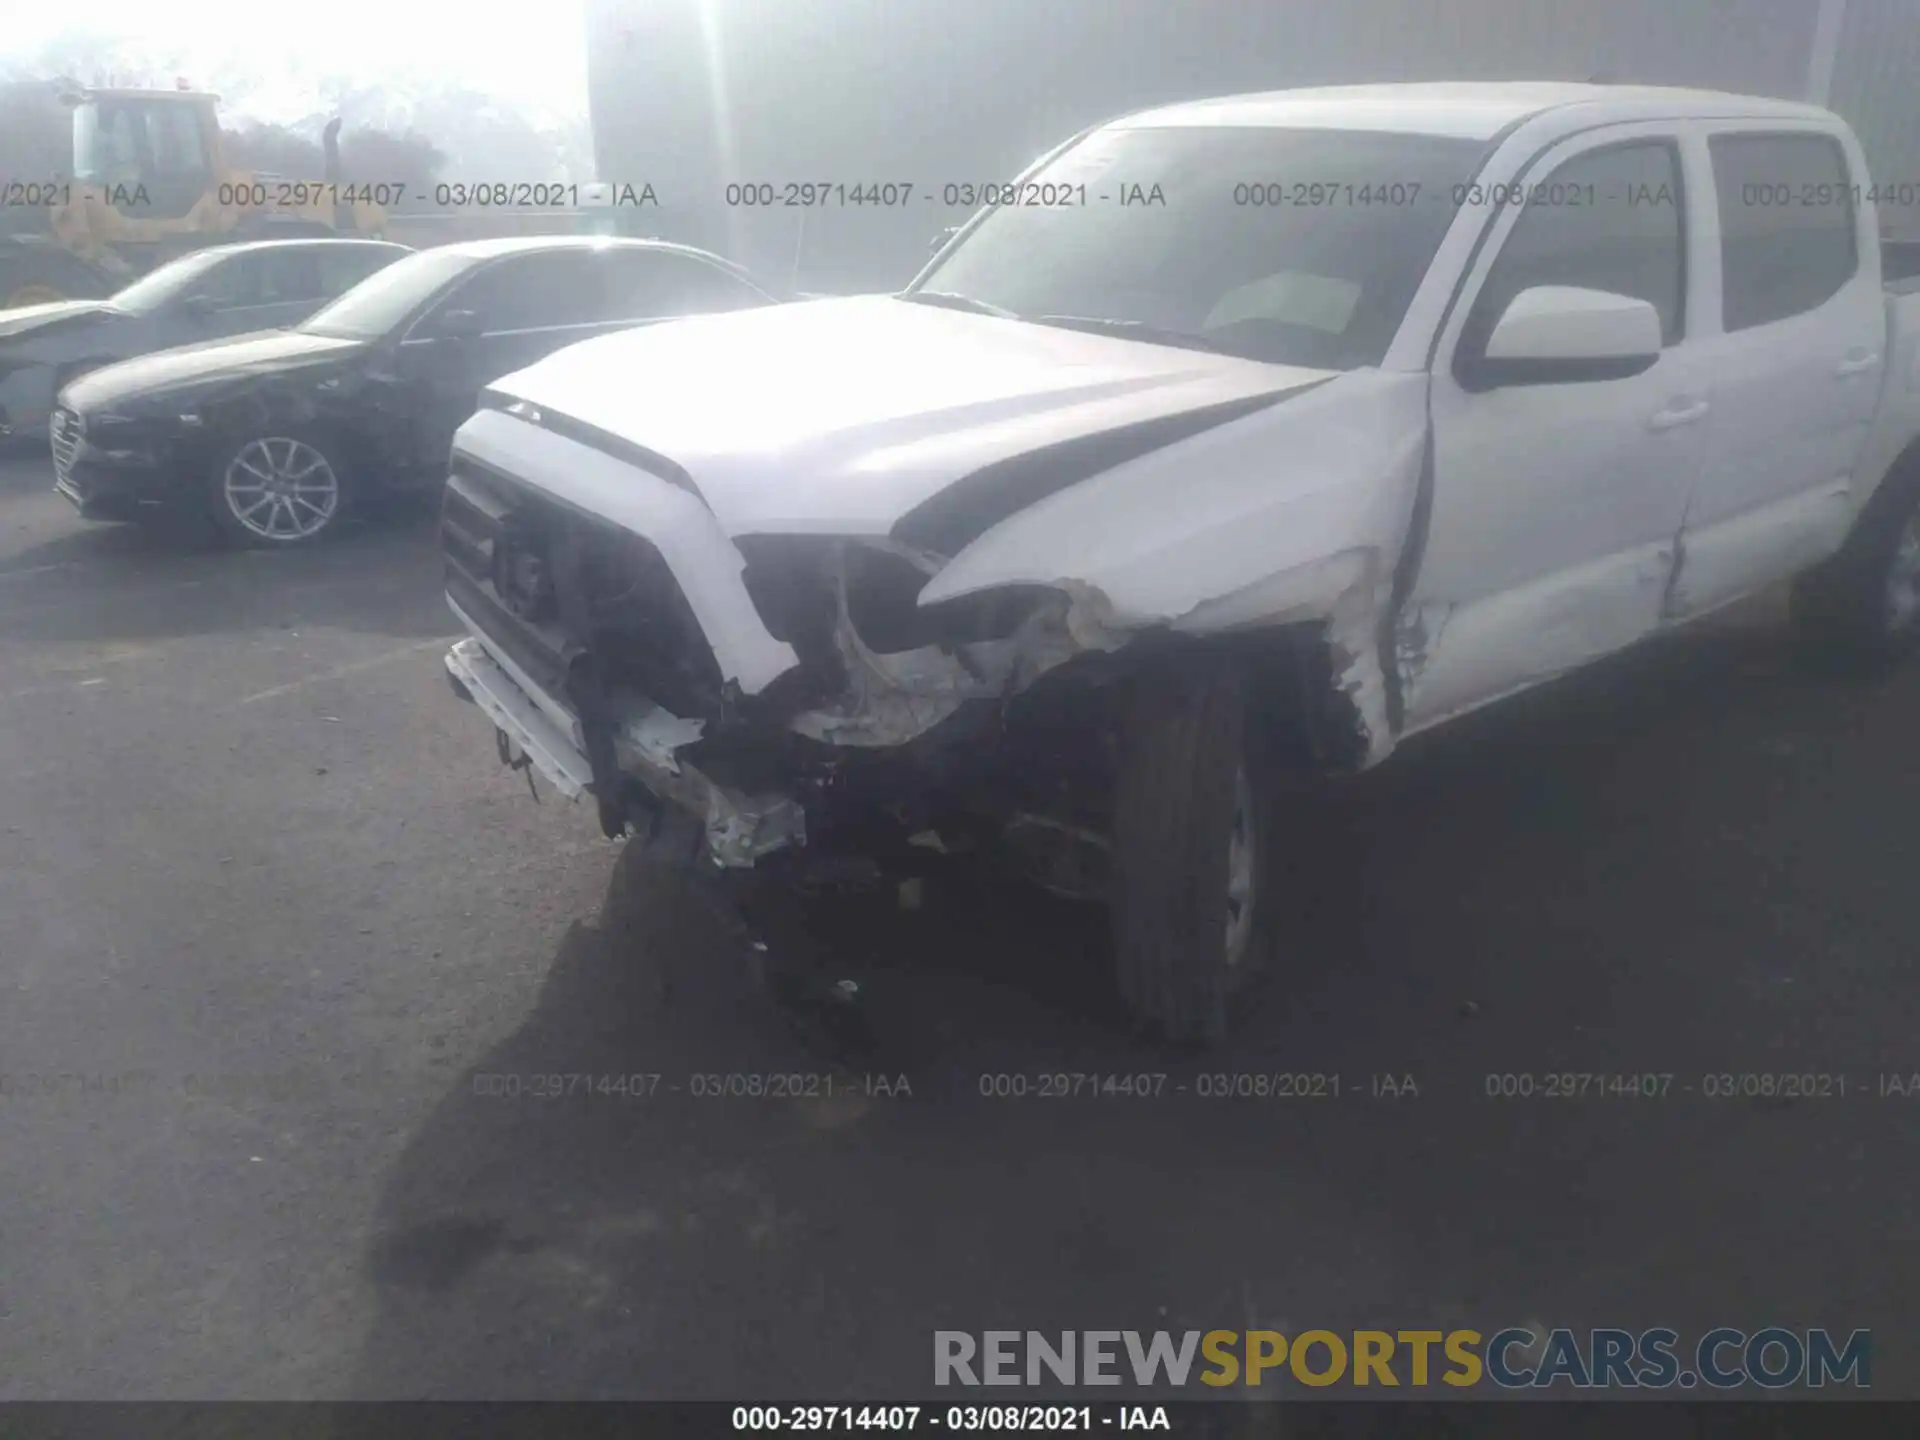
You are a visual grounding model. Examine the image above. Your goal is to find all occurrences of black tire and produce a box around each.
[1790,454,1920,673]
[205,428,353,549]
[1110,660,1275,1045]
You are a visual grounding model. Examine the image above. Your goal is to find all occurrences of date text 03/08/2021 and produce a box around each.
[975,1072,1417,1098]
[705,178,1666,209]
[469,1072,912,1100]
[460,1071,1920,1101]
[462,1072,1415,1101]
[430,181,659,208]
[731,1406,1172,1432]
[717,181,1166,208]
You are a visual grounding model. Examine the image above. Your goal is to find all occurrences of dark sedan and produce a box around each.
[52,237,782,547]
[0,239,411,444]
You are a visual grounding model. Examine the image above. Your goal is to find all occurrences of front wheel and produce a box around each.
[1110,662,1275,1045]
[207,431,351,548]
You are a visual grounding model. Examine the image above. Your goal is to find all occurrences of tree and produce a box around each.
[217,123,445,206]
[337,128,446,209]
[220,123,324,178]
[6,32,572,198]
[0,81,74,179]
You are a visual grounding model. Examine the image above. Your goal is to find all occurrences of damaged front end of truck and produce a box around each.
[447,510,1166,896]
[434,344,1435,1052]
[441,380,1424,904]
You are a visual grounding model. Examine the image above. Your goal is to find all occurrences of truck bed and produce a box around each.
[1853,287,1920,508]
[1885,239,1920,292]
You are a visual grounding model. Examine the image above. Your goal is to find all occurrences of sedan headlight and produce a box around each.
[89,408,196,434]
[81,412,162,462]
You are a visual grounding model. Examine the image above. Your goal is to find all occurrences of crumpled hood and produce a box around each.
[0,299,114,342]
[62,329,361,412]
[485,294,1336,536]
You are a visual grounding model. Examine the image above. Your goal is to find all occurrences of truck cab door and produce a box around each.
[1662,126,1886,617]
[1400,127,1712,732]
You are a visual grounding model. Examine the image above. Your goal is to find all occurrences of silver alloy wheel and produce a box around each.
[1887,511,1920,634]
[1224,762,1256,968]
[222,438,340,542]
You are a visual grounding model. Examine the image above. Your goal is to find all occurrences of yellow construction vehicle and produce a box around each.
[0,77,389,309]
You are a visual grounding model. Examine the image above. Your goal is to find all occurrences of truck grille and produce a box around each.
[49,407,81,488]
[443,457,726,720]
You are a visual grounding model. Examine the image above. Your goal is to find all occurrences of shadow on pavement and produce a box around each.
[0,499,452,648]
[347,613,1920,1399]
[0,445,53,483]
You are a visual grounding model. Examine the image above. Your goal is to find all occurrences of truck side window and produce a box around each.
[1469,141,1685,350]
[89,107,144,185]
[144,104,211,178]
[1709,133,1857,332]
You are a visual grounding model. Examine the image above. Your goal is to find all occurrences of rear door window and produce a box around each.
[1709,133,1858,331]
[439,251,607,332]
[251,249,327,305]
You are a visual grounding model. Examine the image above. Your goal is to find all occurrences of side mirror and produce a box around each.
[929,226,960,255]
[1465,285,1663,389]
[433,308,485,341]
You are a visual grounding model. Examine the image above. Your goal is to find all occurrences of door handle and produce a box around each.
[1834,352,1881,377]
[1647,399,1710,431]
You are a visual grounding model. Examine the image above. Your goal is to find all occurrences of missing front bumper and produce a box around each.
[444,636,807,867]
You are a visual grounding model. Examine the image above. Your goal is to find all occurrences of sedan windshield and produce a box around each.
[299,248,487,341]
[109,250,226,316]
[913,126,1489,370]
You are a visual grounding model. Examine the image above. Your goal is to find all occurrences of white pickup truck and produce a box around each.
[440,83,1920,1042]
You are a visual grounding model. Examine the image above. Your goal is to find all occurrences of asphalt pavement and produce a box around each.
[0,449,1915,1400]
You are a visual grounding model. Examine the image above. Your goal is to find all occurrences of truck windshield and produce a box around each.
[299,248,486,341]
[108,250,225,315]
[913,125,1488,370]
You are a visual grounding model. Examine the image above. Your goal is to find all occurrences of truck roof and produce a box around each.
[1115,82,1837,141]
